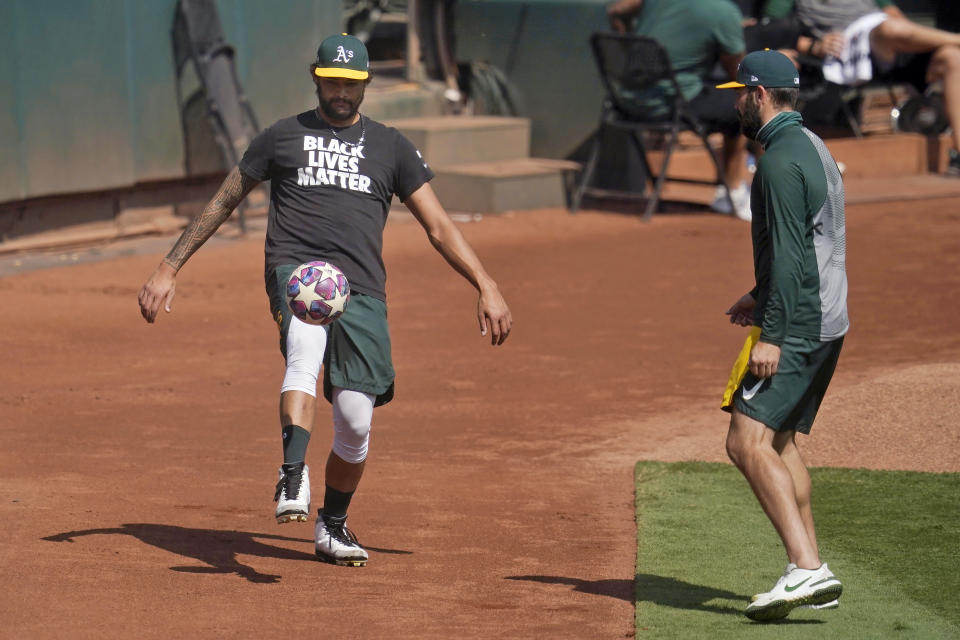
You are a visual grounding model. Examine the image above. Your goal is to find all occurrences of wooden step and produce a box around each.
[842,173,960,204]
[644,132,930,183]
[386,116,531,165]
[431,158,579,214]
[657,172,960,210]
[823,133,927,178]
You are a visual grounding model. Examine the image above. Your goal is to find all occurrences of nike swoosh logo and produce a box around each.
[785,577,811,592]
[741,379,764,400]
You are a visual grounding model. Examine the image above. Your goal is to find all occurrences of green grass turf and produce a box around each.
[634,461,960,639]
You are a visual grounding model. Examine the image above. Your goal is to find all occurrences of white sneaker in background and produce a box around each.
[732,187,752,222]
[711,184,734,214]
[712,182,752,221]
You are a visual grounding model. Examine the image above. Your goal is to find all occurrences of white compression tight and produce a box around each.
[280,318,375,464]
[281,318,328,396]
[331,387,375,463]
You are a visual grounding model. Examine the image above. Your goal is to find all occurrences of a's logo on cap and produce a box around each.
[333,46,354,63]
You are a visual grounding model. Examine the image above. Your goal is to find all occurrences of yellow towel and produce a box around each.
[721,326,762,410]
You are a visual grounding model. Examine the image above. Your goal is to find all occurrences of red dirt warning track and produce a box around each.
[1,199,958,638]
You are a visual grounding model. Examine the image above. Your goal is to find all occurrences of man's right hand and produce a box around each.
[726,292,756,327]
[815,32,846,58]
[138,262,178,323]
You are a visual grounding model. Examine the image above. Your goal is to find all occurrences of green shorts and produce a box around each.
[730,335,844,434]
[267,264,395,407]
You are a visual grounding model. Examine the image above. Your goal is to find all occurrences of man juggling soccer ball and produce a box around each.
[138,33,512,567]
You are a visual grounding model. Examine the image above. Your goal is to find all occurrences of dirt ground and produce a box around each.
[1,197,958,639]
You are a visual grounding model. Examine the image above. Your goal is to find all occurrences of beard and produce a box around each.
[738,93,764,141]
[316,86,364,122]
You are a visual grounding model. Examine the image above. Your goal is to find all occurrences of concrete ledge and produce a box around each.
[362,81,448,121]
[387,116,531,165]
[0,216,187,255]
[0,176,267,256]
[432,158,578,213]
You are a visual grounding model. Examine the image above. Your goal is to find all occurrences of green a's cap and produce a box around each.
[716,49,799,89]
[314,33,369,80]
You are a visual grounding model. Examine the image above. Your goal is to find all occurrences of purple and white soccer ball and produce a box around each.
[286,261,350,325]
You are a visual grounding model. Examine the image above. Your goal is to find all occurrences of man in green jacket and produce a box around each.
[718,50,847,621]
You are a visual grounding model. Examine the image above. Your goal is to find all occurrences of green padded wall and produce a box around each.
[454,0,609,159]
[0,0,341,203]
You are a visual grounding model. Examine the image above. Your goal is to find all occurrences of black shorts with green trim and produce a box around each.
[267,264,395,407]
[732,335,844,434]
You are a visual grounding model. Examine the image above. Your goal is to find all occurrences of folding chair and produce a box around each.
[172,0,261,231]
[570,32,732,220]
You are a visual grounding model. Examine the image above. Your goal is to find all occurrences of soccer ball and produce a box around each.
[286,261,350,325]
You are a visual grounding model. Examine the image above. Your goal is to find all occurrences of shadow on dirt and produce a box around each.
[507,573,825,623]
[42,523,410,584]
[505,574,634,603]
[507,573,745,612]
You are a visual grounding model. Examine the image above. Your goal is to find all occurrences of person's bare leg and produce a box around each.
[872,18,960,57]
[773,431,818,555]
[925,46,960,151]
[726,409,820,569]
[325,452,365,492]
[280,389,316,432]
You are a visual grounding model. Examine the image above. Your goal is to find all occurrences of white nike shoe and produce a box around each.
[711,182,752,221]
[751,565,841,610]
[746,563,842,621]
[751,563,797,602]
[314,511,368,567]
[274,462,310,523]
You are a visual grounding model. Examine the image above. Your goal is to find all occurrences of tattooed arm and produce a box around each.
[164,167,260,270]
[138,167,261,323]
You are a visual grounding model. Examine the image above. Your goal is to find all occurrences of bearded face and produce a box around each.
[315,77,366,123]
[737,88,765,141]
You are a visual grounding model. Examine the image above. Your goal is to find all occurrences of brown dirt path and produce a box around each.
[1,198,958,639]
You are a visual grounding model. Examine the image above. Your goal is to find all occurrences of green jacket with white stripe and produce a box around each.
[749,111,849,345]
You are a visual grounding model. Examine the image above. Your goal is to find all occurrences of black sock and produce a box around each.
[281,424,311,464]
[322,486,355,520]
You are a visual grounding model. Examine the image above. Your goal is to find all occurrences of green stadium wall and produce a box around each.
[0,0,342,204]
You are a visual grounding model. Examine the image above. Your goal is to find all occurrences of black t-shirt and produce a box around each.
[239,109,434,300]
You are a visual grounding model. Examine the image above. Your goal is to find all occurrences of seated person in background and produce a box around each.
[738,0,802,53]
[608,0,752,221]
[764,0,960,175]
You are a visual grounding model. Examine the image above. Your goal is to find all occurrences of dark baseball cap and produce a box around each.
[314,33,369,80]
[716,50,799,89]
